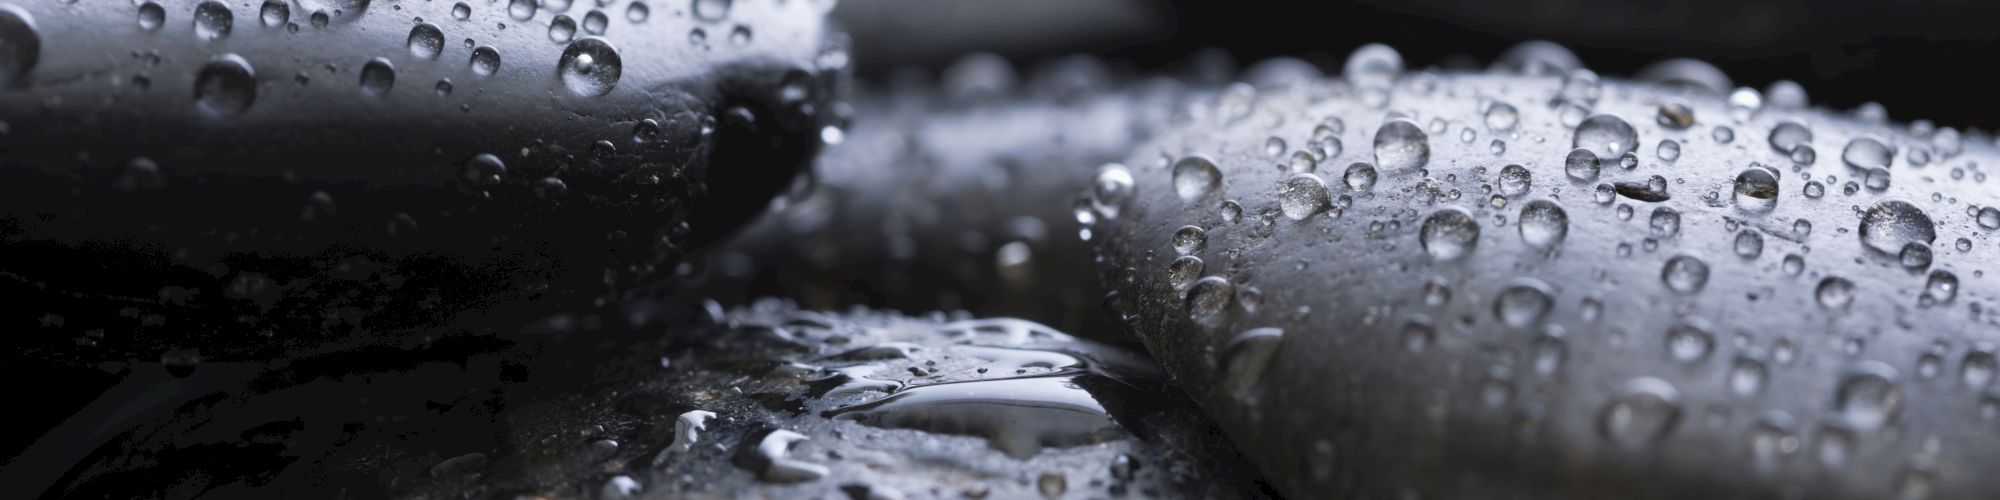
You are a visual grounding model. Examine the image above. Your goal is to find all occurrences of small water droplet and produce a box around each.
[407,23,444,59]
[1665,320,1714,363]
[469,46,501,76]
[1574,114,1639,159]
[1734,230,1764,258]
[692,0,732,22]
[194,53,256,117]
[1565,148,1600,181]
[558,37,622,96]
[1859,199,1936,254]
[1171,226,1207,255]
[1733,166,1779,211]
[1832,361,1901,431]
[138,2,166,31]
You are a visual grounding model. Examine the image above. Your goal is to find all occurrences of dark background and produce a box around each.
[837,0,2000,130]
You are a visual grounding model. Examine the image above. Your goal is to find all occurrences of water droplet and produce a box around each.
[509,0,539,20]
[1219,328,1283,399]
[1279,173,1330,220]
[138,2,166,31]
[626,2,650,22]
[1843,137,1891,170]
[193,1,233,41]
[1497,164,1531,196]
[1731,356,1768,395]
[434,78,452,97]
[1264,137,1287,159]
[1343,162,1377,191]
[1599,377,1682,446]
[1649,207,1681,238]
[692,0,731,22]
[1166,256,1204,290]
[558,37,622,96]
[1493,278,1554,329]
[1977,207,2000,229]
[1963,349,1996,388]
[1485,102,1519,131]
[1859,199,1936,255]
[451,2,471,19]
[1832,361,1901,431]
[1657,103,1694,129]
[1172,226,1207,255]
[583,9,608,34]
[747,430,828,482]
[358,57,395,97]
[1574,114,1639,159]
[1419,207,1479,261]
[1712,126,1735,143]
[1565,148,1600,181]
[1814,276,1855,310]
[1733,166,1779,211]
[1900,242,1933,269]
[1218,200,1242,224]
[1804,181,1825,198]
[407,23,444,59]
[1171,155,1222,201]
[1560,69,1601,104]
[1184,276,1234,323]
[1768,121,1812,154]
[469,46,501,76]
[1734,230,1764,258]
[1373,119,1429,170]
[549,15,576,41]
[1924,270,1958,304]
[1661,255,1709,294]
[1090,164,1135,218]
[1665,320,1714,363]
[1402,318,1436,352]
[260,0,289,27]
[193,53,256,117]
[1518,200,1568,249]
[1344,43,1402,90]
[1286,150,1317,173]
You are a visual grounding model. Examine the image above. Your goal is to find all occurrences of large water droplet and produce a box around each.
[1518,200,1568,248]
[1419,207,1479,261]
[1859,199,1936,255]
[193,53,256,117]
[1171,155,1222,201]
[558,37,622,96]
[1661,255,1709,294]
[1373,119,1429,170]
[1279,173,1330,220]
[1599,377,1682,446]
[1573,114,1639,159]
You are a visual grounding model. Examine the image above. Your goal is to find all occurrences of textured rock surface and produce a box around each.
[685,58,1212,338]
[1089,59,2000,498]
[0,0,845,364]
